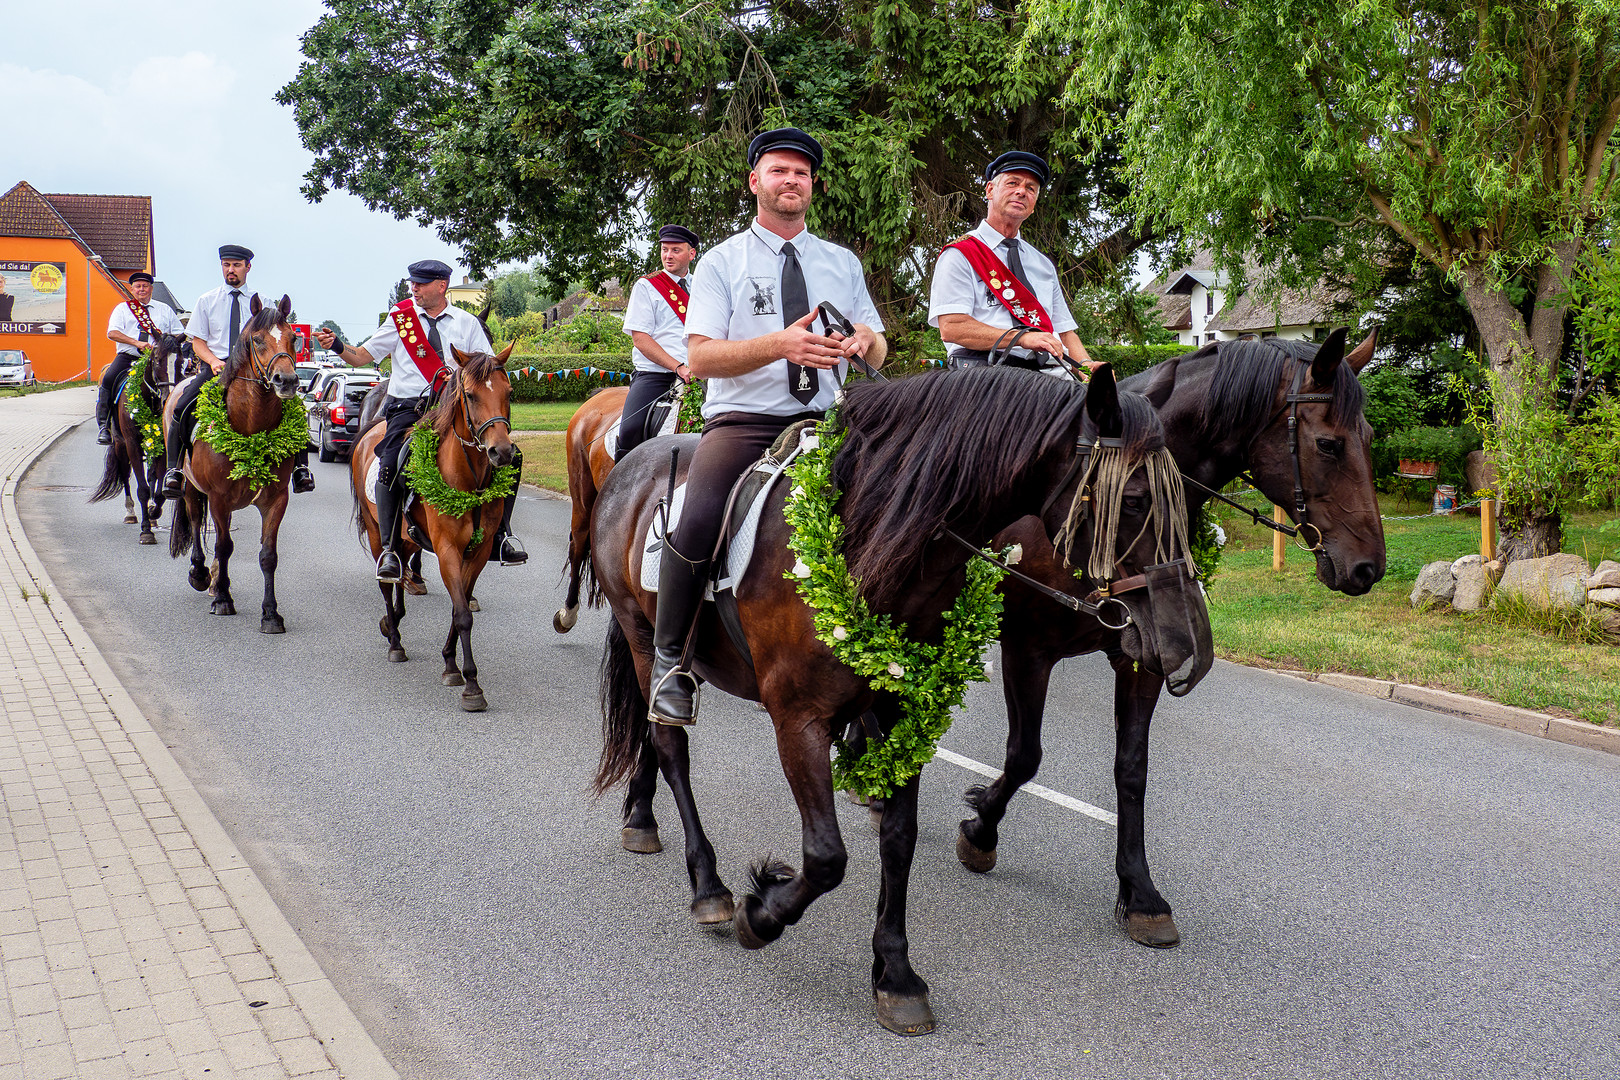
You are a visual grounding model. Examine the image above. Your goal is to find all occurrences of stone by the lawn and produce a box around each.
[1494,553,1593,611]
[1411,560,1456,607]
[1453,562,1492,612]
[1589,587,1620,608]
[1451,553,1483,578]
[1589,560,1620,590]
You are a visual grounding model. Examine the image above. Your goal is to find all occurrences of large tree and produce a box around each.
[277,0,1156,326]
[1045,0,1620,558]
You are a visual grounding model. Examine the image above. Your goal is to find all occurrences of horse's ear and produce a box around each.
[1345,326,1377,374]
[278,295,292,318]
[1310,327,1349,386]
[479,301,494,323]
[1137,357,1180,409]
[496,342,514,363]
[249,294,263,317]
[450,345,470,365]
[1085,363,1123,438]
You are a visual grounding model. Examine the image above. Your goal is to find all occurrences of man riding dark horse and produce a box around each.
[162,245,315,498]
[98,272,182,444]
[314,259,528,581]
[648,127,888,726]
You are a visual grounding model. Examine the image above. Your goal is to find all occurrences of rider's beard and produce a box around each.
[758,185,808,222]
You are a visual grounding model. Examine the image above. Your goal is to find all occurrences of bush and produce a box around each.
[1374,425,1482,488]
[1359,363,1424,437]
[1570,392,1620,509]
[506,353,634,402]
[1087,343,1189,380]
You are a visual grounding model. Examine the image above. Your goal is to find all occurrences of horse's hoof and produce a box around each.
[733,897,771,951]
[1126,912,1180,948]
[874,991,936,1037]
[620,827,662,854]
[468,597,480,612]
[260,617,285,634]
[403,575,427,596]
[210,600,235,616]
[460,692,487,712]
[553,606,579,633]
[956,824,998,873]
[442,672,465,687]
[188,569,209,592]
[138,532,156,545]
[388,649,408,663]
[691,894,735,926]
[123,514,138,524]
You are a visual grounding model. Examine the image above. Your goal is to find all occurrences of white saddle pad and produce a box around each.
[365,457,382,508]
[638,435,807,596]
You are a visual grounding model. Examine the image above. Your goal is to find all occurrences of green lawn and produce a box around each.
[510,401,581,432]
[515,432,570,493]
[1204,495,1620,725]
[0,379,93,398]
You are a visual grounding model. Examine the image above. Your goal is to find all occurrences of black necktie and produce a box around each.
[137,305,149,344]
[676,277,687,292]
[781,241,817,404]
[1001,238,1032,291]
[427,314,445,362]
[228,290,242,347]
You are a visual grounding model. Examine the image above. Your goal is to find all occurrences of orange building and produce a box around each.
[0,182,156,384]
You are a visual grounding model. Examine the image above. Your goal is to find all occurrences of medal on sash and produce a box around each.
[390,299,449,391]
[646,272,689,323]
[127,300,162,342]
[943,236,1053,331]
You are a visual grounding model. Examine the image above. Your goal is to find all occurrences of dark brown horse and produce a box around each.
[90,333,188,543]
[952,328,1384,948]
[349,345,516,711]
[555,386,626,632]
[166,297,302,633]
[591,365,1208,1035]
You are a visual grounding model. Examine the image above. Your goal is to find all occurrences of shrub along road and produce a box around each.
[20,422,1620,1080]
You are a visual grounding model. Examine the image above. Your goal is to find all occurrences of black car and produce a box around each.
[308,370,382,461]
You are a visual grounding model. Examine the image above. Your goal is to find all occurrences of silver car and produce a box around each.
[0,349,35,387]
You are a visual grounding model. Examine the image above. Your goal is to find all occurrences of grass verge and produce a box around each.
[0,379,93,398]
[515,432,569,494]
[1206,495,1620,726]
[510,401,581,432]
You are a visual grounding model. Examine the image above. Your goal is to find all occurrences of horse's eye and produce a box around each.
[1122,495,1147,514]
[1316,437,1344,456]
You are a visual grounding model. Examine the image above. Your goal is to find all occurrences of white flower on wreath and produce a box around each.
[792,559,812,578]
[1005,543,1024,566]
[887,662,905,678]
[832,625,848,641]
[800,433,820,452]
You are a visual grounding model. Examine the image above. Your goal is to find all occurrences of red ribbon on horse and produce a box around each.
[942,235,1052,331]
[645,272,689,323]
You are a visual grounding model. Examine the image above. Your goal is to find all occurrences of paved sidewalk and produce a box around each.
[1,389,398,1080]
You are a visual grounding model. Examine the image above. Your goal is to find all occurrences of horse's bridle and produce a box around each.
[238,327,297,390]
[453,371,512,453]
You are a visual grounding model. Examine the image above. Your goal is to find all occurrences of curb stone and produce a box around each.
[1272,666,1618,754]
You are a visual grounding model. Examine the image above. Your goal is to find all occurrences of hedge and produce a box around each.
[1372,425,1482,489]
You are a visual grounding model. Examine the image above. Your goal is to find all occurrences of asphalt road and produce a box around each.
[19,421,1620,1080]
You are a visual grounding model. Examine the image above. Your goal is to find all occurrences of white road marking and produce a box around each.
[933,747,1119,827]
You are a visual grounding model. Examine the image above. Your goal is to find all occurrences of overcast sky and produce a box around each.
[5,1,474,342]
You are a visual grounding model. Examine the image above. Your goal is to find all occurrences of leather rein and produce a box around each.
[446,365,512,492]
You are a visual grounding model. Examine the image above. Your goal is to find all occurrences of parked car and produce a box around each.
[308,370,383,461]
[0,349,36,387]
[295,363,324,392]
[305,365,368,404]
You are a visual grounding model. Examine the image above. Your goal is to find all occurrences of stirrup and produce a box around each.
[497,533,528,566]
[160,468,185,498]
[291,465,314,494]
[97,423,112,445]
[376,548,404,584]
[649,665,701,727]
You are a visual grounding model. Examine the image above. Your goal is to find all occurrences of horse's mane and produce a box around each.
[832,366,1091,610]
[1188,337,1366,440]
[426,350,509,440]
[222,304,290,385]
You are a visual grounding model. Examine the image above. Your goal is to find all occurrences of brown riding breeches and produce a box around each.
[665,410,821,563]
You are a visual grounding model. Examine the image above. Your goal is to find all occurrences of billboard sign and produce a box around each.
[0,261,69,334]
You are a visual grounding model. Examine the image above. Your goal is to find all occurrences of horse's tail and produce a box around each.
[89,437,129,503]
[594,616,650,795]
[168,489,194,558]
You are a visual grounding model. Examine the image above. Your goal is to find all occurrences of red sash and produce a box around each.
[390,299,449,391]
[126,301,161,341]
[646,272,689,323]
[943,235,1053,331]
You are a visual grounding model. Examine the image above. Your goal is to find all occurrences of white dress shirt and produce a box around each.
[928,219,1078,360]
[361,301,493,402]
[622,274,690,373]
[684,223,884,419]
[108,300,183,356]
[188,284,265,361]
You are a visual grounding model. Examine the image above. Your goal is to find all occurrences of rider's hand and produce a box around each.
[837,325,876,360]
[1020,331,1065,357]
[777,309,845,370]
[314,328,336,349]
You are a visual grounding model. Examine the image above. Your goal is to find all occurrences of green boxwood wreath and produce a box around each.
[401,422,518,528]
[193,378,308,488]
[123,348,165,464]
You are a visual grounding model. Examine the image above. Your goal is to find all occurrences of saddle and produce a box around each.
[640,419,820,665]
[603,381,682,459]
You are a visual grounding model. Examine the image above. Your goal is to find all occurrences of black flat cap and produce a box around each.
[218,244,254,261]
[985,151,1049,187]
[407,259,454,283]
[658,224,700,248]
[128,272,154,284]
[748,127,824,173]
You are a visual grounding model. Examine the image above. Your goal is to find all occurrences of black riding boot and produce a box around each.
[374,470,405,583]
[160,388,200,498]
[648,541,710,726]
[491,488,527,565]
[291,449,314,494]
[95,377,113,444]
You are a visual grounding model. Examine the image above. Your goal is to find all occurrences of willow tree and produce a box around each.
[1040,0,1620,558]
[277,0,1155,327]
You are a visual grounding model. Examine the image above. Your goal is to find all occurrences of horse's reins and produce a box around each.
[816,302,1133,629]
[448,367,512,491]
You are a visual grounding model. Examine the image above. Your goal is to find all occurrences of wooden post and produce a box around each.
[1481,498,1496,561]
[1272,505,1286,571]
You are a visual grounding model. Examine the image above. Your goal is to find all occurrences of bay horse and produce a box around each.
[555,386,626,632]
[349,344,516,711]
[166,296,302,632]
[90,333,189,543]
[591,365,1208,1034]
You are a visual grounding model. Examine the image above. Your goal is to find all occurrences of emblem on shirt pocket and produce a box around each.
[748,277,777,316]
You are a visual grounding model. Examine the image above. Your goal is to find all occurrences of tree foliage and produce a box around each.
[277,0,1154,325]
